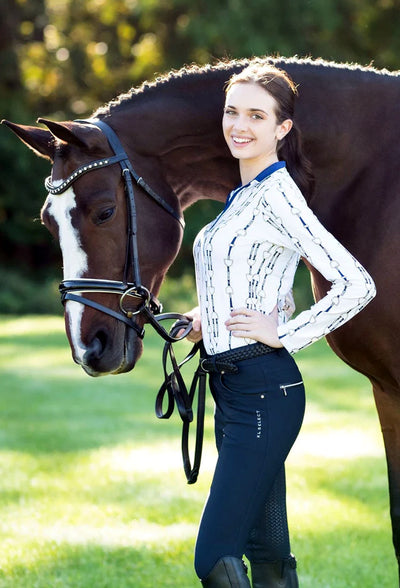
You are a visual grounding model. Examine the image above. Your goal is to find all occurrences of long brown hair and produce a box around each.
[225,62,314,197]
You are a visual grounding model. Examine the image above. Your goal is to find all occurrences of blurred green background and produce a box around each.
[1,0,400,313]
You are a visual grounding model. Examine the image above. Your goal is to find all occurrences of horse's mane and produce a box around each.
[93,55,399,117]
[93,58,244,117]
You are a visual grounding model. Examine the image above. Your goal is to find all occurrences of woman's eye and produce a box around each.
[96,207,115,224]
[224,109,236,116]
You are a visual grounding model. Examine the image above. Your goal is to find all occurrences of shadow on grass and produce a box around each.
[0,542,198,588]
[0,522,396,588]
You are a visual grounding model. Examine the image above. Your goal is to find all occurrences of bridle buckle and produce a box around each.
[119,285,151,316]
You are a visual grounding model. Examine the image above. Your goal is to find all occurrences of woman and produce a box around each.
[187,62,376,587]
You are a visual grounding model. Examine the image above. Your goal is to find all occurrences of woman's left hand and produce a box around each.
[225,307,283,348]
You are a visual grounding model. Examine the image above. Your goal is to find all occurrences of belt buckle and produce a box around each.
[200,358,211,373]
[200,357,239,375]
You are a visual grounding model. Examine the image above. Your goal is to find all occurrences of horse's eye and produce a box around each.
[96,207,115,224]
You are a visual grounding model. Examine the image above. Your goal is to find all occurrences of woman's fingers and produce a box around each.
[226,308,253,328]
[226,318,251,330]
[225,307,283,348]
[187,330,203,343]
[225,308,265,329]
[176,307,203,342]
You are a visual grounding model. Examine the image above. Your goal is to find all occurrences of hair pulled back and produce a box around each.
[226,63,314,197]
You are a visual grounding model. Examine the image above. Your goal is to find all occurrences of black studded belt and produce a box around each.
[201,342,278,375]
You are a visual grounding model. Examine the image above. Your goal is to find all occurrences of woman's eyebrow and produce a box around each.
[248,107,268,114]
[225,104,268,115]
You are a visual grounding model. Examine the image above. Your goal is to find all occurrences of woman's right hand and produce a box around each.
[178,306,203,343]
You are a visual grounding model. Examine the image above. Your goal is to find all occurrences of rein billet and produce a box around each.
[45,118,205,484]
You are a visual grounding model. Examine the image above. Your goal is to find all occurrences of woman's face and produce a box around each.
[222,82,292,172]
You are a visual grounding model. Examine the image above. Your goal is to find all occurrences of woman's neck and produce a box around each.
[239,154,279,185]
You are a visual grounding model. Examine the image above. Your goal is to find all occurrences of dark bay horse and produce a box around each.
[3,56,400,578]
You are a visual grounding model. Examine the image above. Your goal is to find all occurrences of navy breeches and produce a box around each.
[194,347,305,579]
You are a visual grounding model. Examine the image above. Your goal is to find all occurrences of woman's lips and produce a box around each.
[232,136,253,145]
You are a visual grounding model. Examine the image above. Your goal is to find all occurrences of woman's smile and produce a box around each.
[222,82,291,183]
[231,135,254,146]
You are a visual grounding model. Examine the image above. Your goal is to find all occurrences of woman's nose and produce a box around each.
[233,116,248,132]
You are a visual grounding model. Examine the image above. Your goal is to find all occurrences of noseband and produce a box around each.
[45,118,189,342]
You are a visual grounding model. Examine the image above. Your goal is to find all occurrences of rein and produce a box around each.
[45,118,205,483]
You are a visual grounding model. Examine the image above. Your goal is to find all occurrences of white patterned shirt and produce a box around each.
[193,162,376,355]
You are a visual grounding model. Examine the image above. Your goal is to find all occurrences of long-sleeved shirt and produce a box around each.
[193,161,376,355]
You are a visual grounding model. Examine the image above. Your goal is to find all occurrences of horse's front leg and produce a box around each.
[373,380,400,585]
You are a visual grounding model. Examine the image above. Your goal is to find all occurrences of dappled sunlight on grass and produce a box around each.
[77,439,217,478]
[0,315,65,336]
[291,419,385,459]
[2,518,197,549]
[3,348,75,373]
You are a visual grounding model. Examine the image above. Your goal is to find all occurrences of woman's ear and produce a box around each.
[277,119,293,141]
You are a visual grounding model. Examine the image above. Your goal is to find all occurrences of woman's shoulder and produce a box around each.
[260,167,308,208]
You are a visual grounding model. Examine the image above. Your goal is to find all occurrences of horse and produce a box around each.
[3,56,400,580]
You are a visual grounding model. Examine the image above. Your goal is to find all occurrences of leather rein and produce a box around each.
[44,119,206,483]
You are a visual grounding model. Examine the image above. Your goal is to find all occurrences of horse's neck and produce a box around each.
[289,63,400,258]
[302,65,400,165]
[110,80,240,210]
[162,141,239,209]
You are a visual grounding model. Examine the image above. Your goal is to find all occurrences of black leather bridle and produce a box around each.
[44,118,205,484]
[45,118,188,342]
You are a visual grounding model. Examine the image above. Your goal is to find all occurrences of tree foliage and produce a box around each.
[1,0,400,305]
[10,0,400,120]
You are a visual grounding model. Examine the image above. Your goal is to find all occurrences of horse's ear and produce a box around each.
[37,118,102,152]
[1,119,55,161]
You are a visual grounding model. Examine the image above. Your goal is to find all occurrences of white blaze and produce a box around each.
[47,185,88,363]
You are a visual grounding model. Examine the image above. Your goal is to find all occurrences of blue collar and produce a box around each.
[253,160,286,182]
[224,161,286,210]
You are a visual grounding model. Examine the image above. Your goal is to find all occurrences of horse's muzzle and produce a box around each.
[72,321,143,376]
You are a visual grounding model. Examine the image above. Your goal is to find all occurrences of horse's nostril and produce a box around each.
[96,330,108,354]
[87,331,108,360]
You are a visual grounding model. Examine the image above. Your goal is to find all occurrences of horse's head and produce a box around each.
[2,118,183,376]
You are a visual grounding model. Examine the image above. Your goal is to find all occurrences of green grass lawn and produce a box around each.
[0,315,397,587]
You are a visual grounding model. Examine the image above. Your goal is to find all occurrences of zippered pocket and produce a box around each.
[279,381,304,396]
